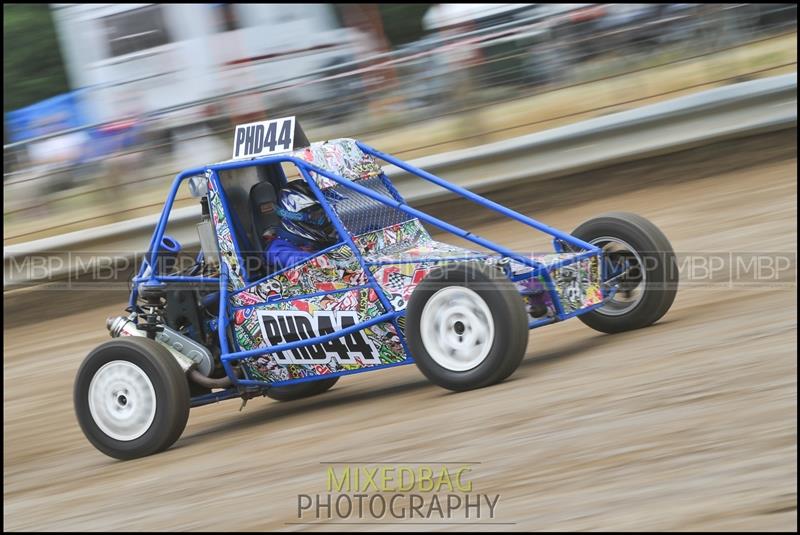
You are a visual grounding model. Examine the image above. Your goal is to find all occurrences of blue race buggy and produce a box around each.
[74,117,678,459]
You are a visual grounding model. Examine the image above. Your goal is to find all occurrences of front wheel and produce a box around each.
[406,262,529,392]
[571,212,678,334]
[74,337,190,460]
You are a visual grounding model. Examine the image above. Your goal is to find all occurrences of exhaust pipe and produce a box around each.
[107,315,195,373]
[188,369,233,389]
[109,315,235,389]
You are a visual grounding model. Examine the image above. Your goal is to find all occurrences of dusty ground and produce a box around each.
[3,135,797,531]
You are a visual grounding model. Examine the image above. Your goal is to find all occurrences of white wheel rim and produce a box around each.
[420,287,495,372]
[88,360,156,441]
[593,236,646,316]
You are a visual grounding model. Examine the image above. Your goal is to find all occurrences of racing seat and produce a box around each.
[249,181,280,253]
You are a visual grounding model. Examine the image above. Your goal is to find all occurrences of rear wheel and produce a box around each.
[74,337,190,460]
[571,212,678,333]
[406,262,529,391]
[266,377,339,401]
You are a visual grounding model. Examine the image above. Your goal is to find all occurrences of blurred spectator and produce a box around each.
[26,114,89,194]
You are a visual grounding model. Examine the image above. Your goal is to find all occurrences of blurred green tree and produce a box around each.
[3,4,70,113]
[376,3,434,47]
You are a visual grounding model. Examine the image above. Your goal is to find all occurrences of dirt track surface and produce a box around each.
[3,137,797,531]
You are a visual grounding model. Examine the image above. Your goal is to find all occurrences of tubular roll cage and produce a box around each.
[131,142,604,405]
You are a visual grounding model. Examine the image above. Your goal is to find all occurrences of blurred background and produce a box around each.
[3,3,797,244]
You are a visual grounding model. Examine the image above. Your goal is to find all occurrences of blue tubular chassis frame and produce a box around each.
[131,143,605,407]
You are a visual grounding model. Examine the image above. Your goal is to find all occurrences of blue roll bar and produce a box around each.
[133,147,605,392]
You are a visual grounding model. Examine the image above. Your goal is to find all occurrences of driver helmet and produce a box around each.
[275,180,338,246]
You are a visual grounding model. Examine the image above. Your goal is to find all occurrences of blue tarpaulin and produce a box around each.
[5,90,90,143]
[5,90,144,163]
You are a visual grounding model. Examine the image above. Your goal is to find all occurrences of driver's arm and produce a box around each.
[265,237,314,270]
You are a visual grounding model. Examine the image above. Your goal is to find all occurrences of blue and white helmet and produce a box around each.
[275,181,337,245]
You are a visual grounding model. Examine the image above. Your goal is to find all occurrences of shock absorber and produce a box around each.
[137,283,167,339]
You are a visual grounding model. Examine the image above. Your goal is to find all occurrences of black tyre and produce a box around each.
[406,262,529,392]
[266,377,340,401]
[74,337,190,460]
[571,212,678,334]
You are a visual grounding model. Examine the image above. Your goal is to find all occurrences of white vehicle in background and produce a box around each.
[50,4,375,152]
